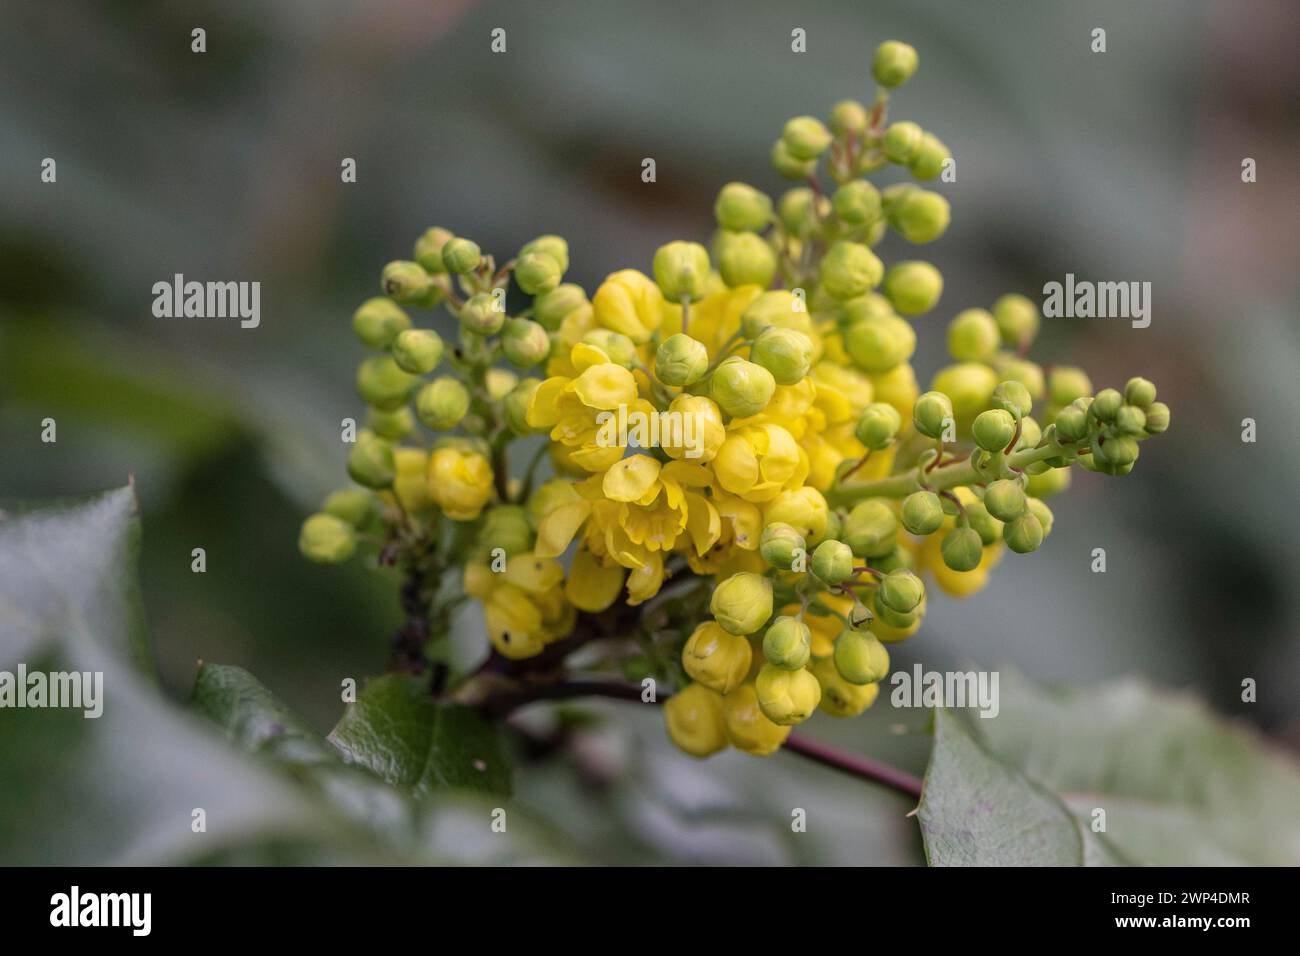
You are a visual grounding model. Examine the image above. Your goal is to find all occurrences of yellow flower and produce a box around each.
[712,423,808,503]
[592,269,664,344]
[811,656,880,718]
[564,547,626,611]
[660,284,762,357]
[661,394,726,463]
[867,362,919,423]
[682,621,753,694]
[388,447,431,513]
[427,446,494,521]
[755,663,821,725]
[723,683,791,755]
[762,486,830,546]
[664,683,728,757]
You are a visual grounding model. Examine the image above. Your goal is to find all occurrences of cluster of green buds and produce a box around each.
[299,38,1171,763]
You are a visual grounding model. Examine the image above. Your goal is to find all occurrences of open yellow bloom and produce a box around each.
[712,423,808,503]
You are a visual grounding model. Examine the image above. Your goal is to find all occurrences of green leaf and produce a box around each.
[0,487,346,864]
[917,672,1300,866]
[0,485,150,676]
[918,708,1086,866]
[328,674,511,797]
[978,672,1300,866]
[192,661,338,767]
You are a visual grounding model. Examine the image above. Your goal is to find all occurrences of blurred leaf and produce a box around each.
[0,487,344,865]
[192,661,338,767]
[918,708,1086,866]
[918,673,1300,865]
[328,673,511,797]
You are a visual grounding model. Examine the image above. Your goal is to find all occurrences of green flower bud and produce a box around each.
[983,479,1027,522]
[843,499,898,558]
[356,356,417,410]
[714,230,777,288]
[520,234,570,272]
[901,490,944,535]
[940,526,983,572]
[526,478,580,530]
[347,432,396,489]
[653,333,708,387]
[298,513,357,565]
[844,315,916,374]
[855,402,903,449]
[873,589,920,629]
[653,240,710,303]
[882,261,943,315]
[889,189,950,244]
[1095,434,1138,468]
[413,227,454,274]
[740,289,801,339]
[834,630,890,685]
[1090,388,1123,423]
[992,293,1040,347]
[763,616,812,670]
[821,241,884,300]
[501,317,550,368]
[998,358,1046,402]
[782,116,832,161]
[455,292,502,336]
[946,309,998,362]
[1047,366,1094,407]
[1115,405,1147,436]
[778,187,826,236]
[771,139,817,180]
[908,133,950,181]
[750,327,813,385]
[760,522,806,571]
[710,571,774,636]
[352,297,412,348]
[992,379,1033,419]
[872,40,918,88]
[416,376,470,430]
[711,356,776,418]
[830,98,869,137]
[581,329,638,368]
[367,405,415,442]
[322,489,379,529]
[479,504,534,557]
[1124,376,1157,409]
[1143,401,1170,434]
[1027,498,1054,537]
[381,260,433,305]
[714,182,773,232]
[871,546,913,574]
[1054,404,1090,442]
[1003,512,1044,554]
[514,252,562,296]
[504,378,541,434]
[832,180,882,227]
[391,328,444,375]
[965,500,1003,546]
[879,569,923,614]
[913,390,954,439]
[441,237,481,275]
[972,408,1017,451]
[882,121,923,163]
[811,539,855,585]
[532,283,588,330]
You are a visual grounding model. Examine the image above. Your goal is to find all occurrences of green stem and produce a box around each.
[828,441,1066,508]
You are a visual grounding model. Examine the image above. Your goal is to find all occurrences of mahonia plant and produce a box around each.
[299,40,1171,762]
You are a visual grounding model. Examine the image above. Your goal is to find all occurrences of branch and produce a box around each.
[474,676,924,799]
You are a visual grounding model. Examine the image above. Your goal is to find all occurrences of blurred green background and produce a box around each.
[2,0,1297,863]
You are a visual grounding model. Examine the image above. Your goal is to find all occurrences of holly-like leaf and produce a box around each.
[0,487,343,865]
[328,673,511,797]
[917,672,1300,866]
